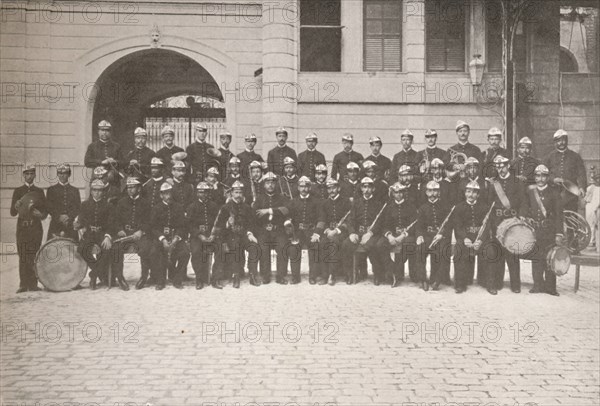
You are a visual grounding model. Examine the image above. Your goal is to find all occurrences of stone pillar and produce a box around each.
[262,0,299,152]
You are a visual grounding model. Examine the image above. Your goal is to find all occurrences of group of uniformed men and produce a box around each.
[12,119,588,296]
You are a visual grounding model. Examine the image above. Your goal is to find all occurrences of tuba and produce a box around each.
[447,148,469,178]
[563,210,591,253]
[418,148,430,175]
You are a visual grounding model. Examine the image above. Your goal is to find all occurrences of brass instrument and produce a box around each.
[419,148,430,175]
[447,148,469,177]
[563,210,591,253]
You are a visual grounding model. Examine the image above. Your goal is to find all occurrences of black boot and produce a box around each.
[117,276,129,291]
[328,275,336,286]
[135,276,147,290]
[249,273,261,287]
[421,281,429,292]
[392,275,401,288]
[211,280,223,290]
[196,279,205,290]
[431,281,440,291]
[89,271,97,290]
[232,274,240,289]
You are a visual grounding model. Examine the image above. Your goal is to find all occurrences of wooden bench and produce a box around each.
[572,253,600,293]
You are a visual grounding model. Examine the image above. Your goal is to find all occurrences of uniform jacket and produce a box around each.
[253,192,290,228]
[114,195,152,234]
[544,148,587,190]
[79,197,114,239]
[171,179,195,208]
[297,149,326,181]
[391,148,418,180]
[418,199,452,241]
[267,145,297,176]
[319,194,352,233]
[151,201,188,241]
[186,198,220,238]
[364,154,392,182]
[84,139,123,169]
[125,146,155,178]
[511,155,541,185]
[46,182,81,236]
[345,195,385,235]
[287,195,322,230]
[381,199,419,237]
[332,150,363,181]
[453,199,491,243]
[521,185,564,239]
[186,141,219,181]
[142,177,168,210]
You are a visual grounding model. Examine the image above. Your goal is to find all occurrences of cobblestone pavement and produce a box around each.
[1,252,599,406]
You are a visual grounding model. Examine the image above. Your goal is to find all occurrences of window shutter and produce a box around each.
[383,38,401,71]
[364,0,402,72]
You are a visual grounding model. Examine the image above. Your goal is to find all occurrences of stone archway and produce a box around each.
[74,35,240,160]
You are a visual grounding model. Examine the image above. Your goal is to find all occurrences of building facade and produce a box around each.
[1,0,598,246]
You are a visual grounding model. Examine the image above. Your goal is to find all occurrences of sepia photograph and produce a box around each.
[0,0,599,405]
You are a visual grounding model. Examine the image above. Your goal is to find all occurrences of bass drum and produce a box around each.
[35,237,87,292]
[547,245,571,276]
[496,217,536,256]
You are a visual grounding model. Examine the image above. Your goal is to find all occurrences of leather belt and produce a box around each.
[163,227,172,235]
[90,226,103,232]
[467,226,480,234]
[265,223,277,231]
[198,225,209,233]
[426,226,439,234]
[20,220,34,227]
[298,223,313,231]
[232,225,243,233]
[329,222,338,230]
[358,226,368,234]
[395,227,407,235]
[125,225,135,232]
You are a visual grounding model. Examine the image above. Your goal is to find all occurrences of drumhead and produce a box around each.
[497,218,536,257]
[35,237,88,292]
[547,246,571,276]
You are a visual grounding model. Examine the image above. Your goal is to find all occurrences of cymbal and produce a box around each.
[172,152,187,161]
[207,148,222,158]
[18,191,42,217]
[562,180,580,196]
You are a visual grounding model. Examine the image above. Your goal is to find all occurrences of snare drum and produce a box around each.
[547,246,571,276]
[496,217,536,256]
[35,237,87,292]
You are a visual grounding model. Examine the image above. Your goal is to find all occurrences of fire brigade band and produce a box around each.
[15,120,587,297]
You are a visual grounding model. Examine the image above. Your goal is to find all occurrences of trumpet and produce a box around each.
[419,148,430,175]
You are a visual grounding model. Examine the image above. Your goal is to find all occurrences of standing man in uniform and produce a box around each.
[187,182,222,290]
[544,129,587,212]
[213,181,261,288]
[318,178,352,285]
[124,127,155,181]
[186,123,219,185]
[332,133,363,181]
[512,137,540,186]
[277,157,300,199]
[238,134,264,182]
[285,177,322,284]
[416,181,452,291]
[453,181,491,293]
[216,132,235,181]
[448,120,483,166]
[113,177,155,291]
[143,158,168,210]
[416,130,447,178]
[392,130,418,182]
[340,162,361,203]
[46,163,80,241]
[244,161,264,206]
[77,179,113,290]
[171,161,195,208]
[151,182,190,290]
[482,127,510,179]
[521,165,564,296]
[253,172,290,284]
[267,127,297,177]
[298,132,326,181]
[486,155,522,295]
[11,164,47,293]
[364,136,392,183]
[342,177,385,285]
[155,125,184,177]
[84,120,123,187]
[377,183,419,288]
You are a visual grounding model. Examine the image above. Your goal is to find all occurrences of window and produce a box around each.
[425,0,467,72]
[486,0,527,72]
[364,0,402,71]
[300,0,342,72]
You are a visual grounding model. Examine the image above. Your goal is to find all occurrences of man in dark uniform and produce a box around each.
[521,164,564,296]
[458,157,487,203]
[419,158,444,201]
[448,120,483,165]
[155,125,184,177]
[482,127,511,179]
[238,133,264,181]
[342,177,385,285]
[332,133,363,181]
[416,181,452,291]
[46,163,80,241]
[244,161,264,207]
[416,130,447,178]
[397,165,419,207]
[11,164,47,293]
[392,129,419,181]
[277,157,300,199]
[92,166,122,206]
[171,161,194,208]
[340,162,361,203]
[512,137,540,186]
[285,176,322,284]
[486,155,522,295]
[377,183,419,288]
[364,136,392,183]
[318,178,352,285]
[186,123,219,184]
[453,181,492,293]
[187,181,222,290]
[217,132,235,181]
[77,179,113,290]
[124,127,155,181]
[438,162,461,286]
[362,160,389,202]
[151,182,190,290]
[223,157,242,189]
[213,180,260,288]
[267,127,297,177]
[112,177,155,291]
[252,172,290,284]
[298,132,326,181]
[205,167,227,206]
[142,158,168,210]
[544,129,587,212]
[312,164,329,201]
[84,120,123,187]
